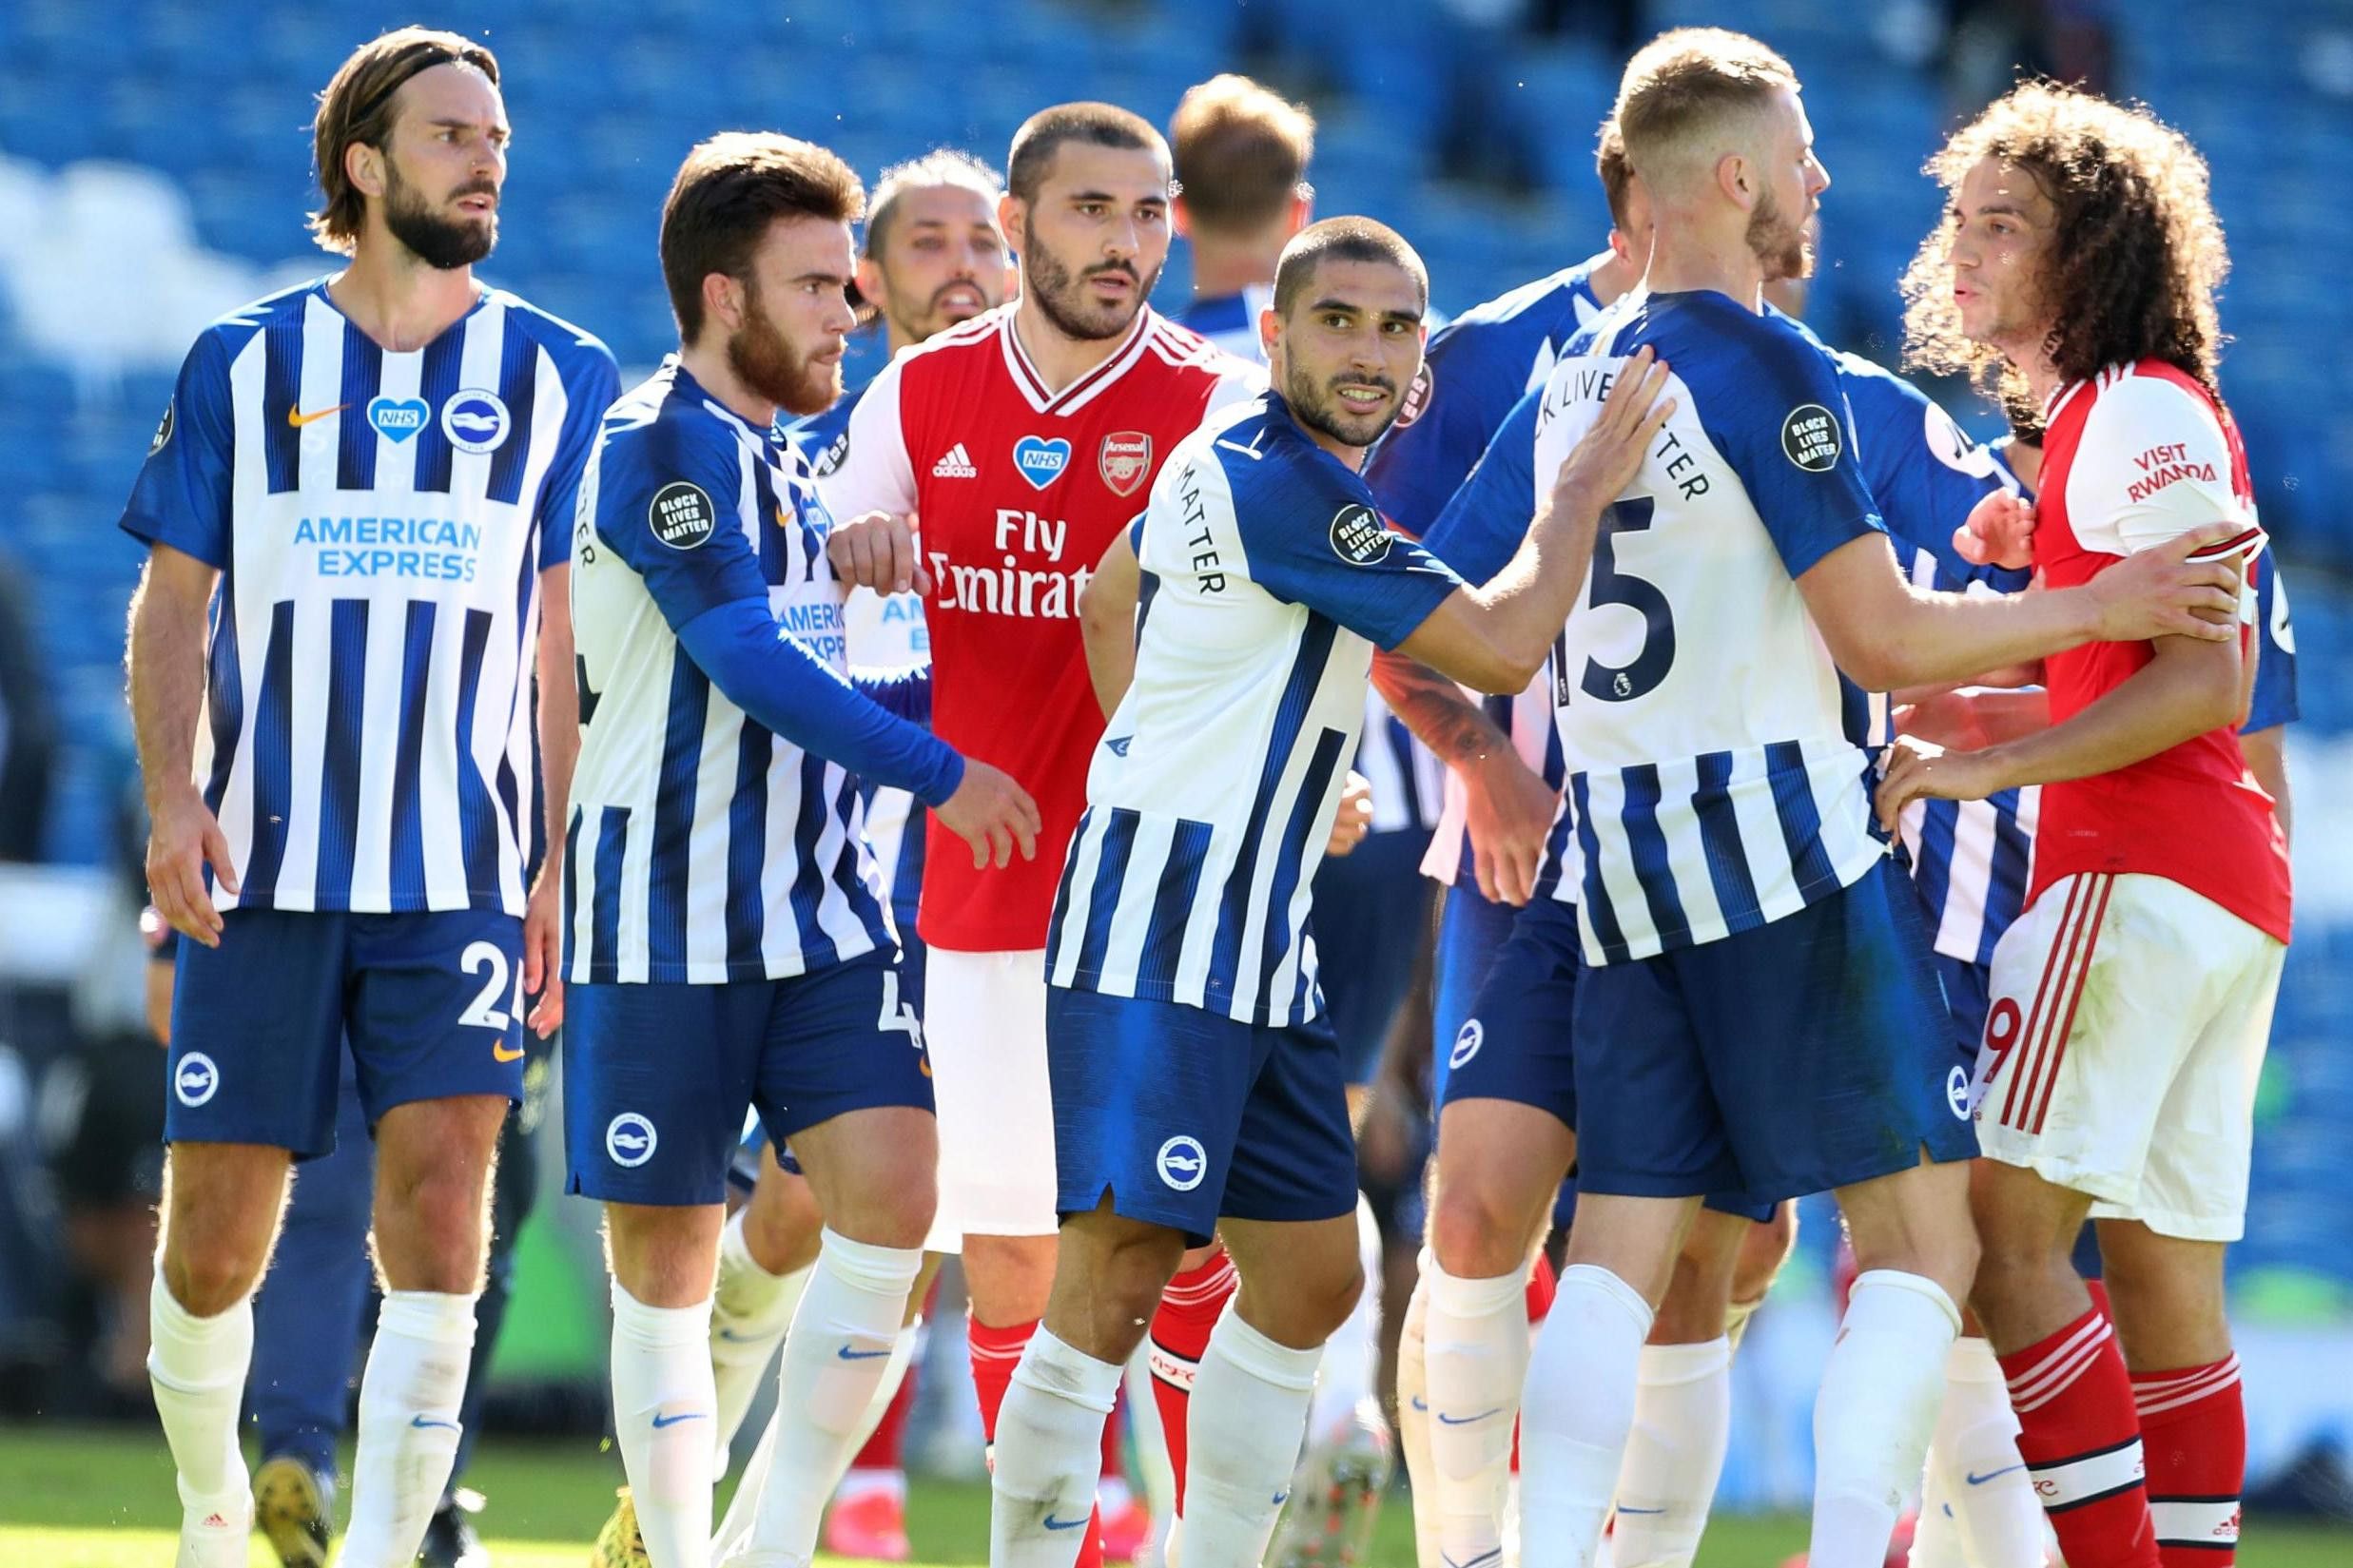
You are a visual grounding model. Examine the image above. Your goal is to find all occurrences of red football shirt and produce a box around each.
[2030,358,2291,942]
[821,304,1260,951]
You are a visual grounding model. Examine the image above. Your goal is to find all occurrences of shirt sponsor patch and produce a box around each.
[650,481,718,551]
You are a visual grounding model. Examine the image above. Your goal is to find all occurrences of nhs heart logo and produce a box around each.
[1012,435,1071,490]
[367,396,430,442]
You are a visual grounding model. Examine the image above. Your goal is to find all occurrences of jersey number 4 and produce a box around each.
[1554,497,1677,707]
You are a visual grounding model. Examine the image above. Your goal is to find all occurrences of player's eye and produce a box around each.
[913,238,943,252]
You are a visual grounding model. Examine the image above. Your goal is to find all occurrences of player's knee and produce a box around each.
[744,1180,824,1275]
[162,1243,266,1318]
[1429,1179,1534,1280]
[381,1170,493,1291]
[1241,1256,1363,1347]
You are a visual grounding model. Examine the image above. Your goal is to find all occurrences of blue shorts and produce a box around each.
[1932,950,1992,1075]
[1046,987,1359,1248]
[1311,828,1437,1085]
[564,949,932,1206]
[1431,879,1520,1108]
[1572,861,1978,1206]
[166,907,525,1158]
[1448,897,1771,1225]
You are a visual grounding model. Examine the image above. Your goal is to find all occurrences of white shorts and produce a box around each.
[1973,872,2284,1241]
[924,946,1057,1249]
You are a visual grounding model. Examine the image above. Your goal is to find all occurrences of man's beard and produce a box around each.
[1282,358,1396,451]
[383,160,496,270]
[884,267,992,345]
[728,284,839,416]
[1021,217,1159,342]
[1748,185,1813,283]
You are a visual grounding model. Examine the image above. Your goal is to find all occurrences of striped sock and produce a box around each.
[1146,1249,1238,1520]
[1999,1307,2160,1568]
[2134,1354,2245,1566]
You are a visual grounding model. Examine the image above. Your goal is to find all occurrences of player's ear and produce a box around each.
[1171,195,1194,241]
[346,140,387,202]
[1286,190,1313,240]
[1718,151,1753,211]
[1258,304,1282,365]
[997,192,1024,248]
[701,272,745,338]
[854,255,885,306]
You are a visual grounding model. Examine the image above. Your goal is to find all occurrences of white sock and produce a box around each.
[147,1276,256,1528]
[1612,1339,1732,1568]
[1519,1265,1653,1568]
[711,1209,815,1465]
[337,1289,477,1567]
[848,1321,922,1452]
[1397,1261,1442,1568]
[1908,1458,1966,1568]
[1310,1194,1385,1433]
[609,1284,715,1568]
[1810,1271,1961,1568]
[991,1326,1124,1568]
[1924,1337,2042,1568]
[749,1229,920,1559]
[1426,1262,1531,1568]
[1183,1302,1326,1565]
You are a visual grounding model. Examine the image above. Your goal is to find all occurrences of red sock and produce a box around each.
[1146,1249,1237,1517]
[1999,1307,2161,1568]
[848,1343,919,1474]
[2134,1355,2245,1566]
[972,1313,1105,1568]
[2086,1278,2112,1318]
[1100,1384,1125,1488]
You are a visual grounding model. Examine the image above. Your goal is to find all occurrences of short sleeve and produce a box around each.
[120,332,237,567]
[592,418,770,631]
[535,343,620,571]
[1227,450,1463,650]
[1419,383,1541,586]
[1689,317,1884,578]
[814,357,916,521]
[2063,375,2255,558]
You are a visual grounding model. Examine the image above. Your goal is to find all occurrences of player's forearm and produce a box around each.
[535,576,580,872]
[1077,565,1138,720]
[677,599,965,807]
[1974,644,2242,792]
[1432,481,1602,692]
[126,552,216,813]
[1870,586,2109,692]
[1371,648,1510,766]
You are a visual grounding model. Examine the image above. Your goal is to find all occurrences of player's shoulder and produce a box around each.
[182,276,321,371]
[600,362,749,475]
[885,306,1008,384]
[1619,290,1840,408]
[2065,359,2227,453]
[483,287,619,386]
[1141,309,1261,389]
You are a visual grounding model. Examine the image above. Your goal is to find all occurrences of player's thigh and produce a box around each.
[1690,861,1974,1203]
[2090,921,2283,1246]
[165,908,350,1159]
[563,978,765,1208]
[1048,986,1265,1250]
[158,1139,295,1307]
[924,946,1057,1241]
[1975,874,2225,1209]
[344,909,528,1129]
[1430,881,1519,1108]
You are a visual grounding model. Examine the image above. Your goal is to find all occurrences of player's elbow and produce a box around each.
[1077,575,1132,644]
[1454,637,1544,697]
[1821,624,1908,694]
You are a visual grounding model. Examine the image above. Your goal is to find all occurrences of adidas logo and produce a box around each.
[931,442,978,479]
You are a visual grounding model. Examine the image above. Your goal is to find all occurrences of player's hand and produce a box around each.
[1954,489,2036,571]
[1875,734,2008,833]
[1327,771,1373,858]
[1549,345,1675,511]
[146,789,237,948]
[826,511,933,597]
[521,864,565,1037]
[1465,749,1559,907]
[936,760,1042,870]
[2084,523,2245,643]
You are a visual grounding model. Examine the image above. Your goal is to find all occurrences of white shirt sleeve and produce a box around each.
[815,356,917,522]
[2064,374,2256,558]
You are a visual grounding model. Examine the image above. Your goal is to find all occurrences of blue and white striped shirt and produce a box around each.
[119,278,616,916]
[1045,394,1462,1025]
[565,360,956,984]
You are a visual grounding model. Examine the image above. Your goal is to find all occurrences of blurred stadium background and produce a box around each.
[2,0,2350,1559]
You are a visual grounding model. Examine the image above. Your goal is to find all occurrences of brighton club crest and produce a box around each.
[1099,431,1152,497]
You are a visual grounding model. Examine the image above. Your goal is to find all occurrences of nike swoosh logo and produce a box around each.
[651,1410,707,1429]
[1436,1407,1501,1425]
[1043,1514,1089,1531]
[1966,1463,2027,1485]
[836,1345,892,1361]
[409,1414,460,1431]
[493,1042,525,1062]
[286,403,348,427]
[1617,1506,1665,1515]
[1409,1396,1429,1411]
[1442,1551,1503,1568]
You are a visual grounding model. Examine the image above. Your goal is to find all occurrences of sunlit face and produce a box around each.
[372,62,508,269]
[862,183,1011,346]
[1746,87,1827,282]
[1264,258,1428,452]
[1948,155,2056,354]
[724,215,859,416]
[1003,142,1172,341]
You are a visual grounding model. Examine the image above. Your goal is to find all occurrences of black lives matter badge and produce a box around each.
[1330,502,1392,566]
[148,399,175,455]
[1780,403,1841,472]
[650,481,718,551]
